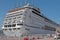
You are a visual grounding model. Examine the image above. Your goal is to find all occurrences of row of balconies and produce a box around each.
[5,15,23,21]
[4,19,23,24]
[3,23,23,27]
[3,27,21,31]
[6,11,24,18]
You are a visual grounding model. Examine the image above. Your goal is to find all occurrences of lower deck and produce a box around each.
[0,35,57,40]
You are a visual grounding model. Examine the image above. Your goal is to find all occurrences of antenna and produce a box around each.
[13,0,21,9]
[32,0,34,6]
[16,0,20,8]
[13,0,39,9]
[36,0,39,7]
[24,0,27,5]
[13,0,18,9]
[24,0,35,6]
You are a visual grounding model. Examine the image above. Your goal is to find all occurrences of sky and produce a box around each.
[0,0,60,29]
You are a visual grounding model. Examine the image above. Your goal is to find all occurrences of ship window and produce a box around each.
[9,18,11,20]
[8,25,11,27]
[4,25,7,27]
[17,21,20,23]
[19,14,23,15]
[42,25,56,31]
[5,29,7,31]
[18,16,21,18]
[14,13,23,16]
[25,28,30,31]
[13,20,16,23]
[13,17,16,19]
[32,8,40,13]
[9,29,12,31]
[13,28,16,30]
[3,29,4,30]
[4,22,7,24]
[20,14,23,15]
[12,24,16,27]
[17,28,20,30]
[17,24,23,25]
[32,11,40,17]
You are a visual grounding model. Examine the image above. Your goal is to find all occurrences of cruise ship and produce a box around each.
[2,4,60,37]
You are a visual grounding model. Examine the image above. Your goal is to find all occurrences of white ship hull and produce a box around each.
[2,4,60,37]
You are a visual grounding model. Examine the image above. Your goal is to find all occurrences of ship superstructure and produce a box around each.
[2,4,60,37]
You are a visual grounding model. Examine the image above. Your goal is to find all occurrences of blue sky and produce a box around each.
[0,0,60,29]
